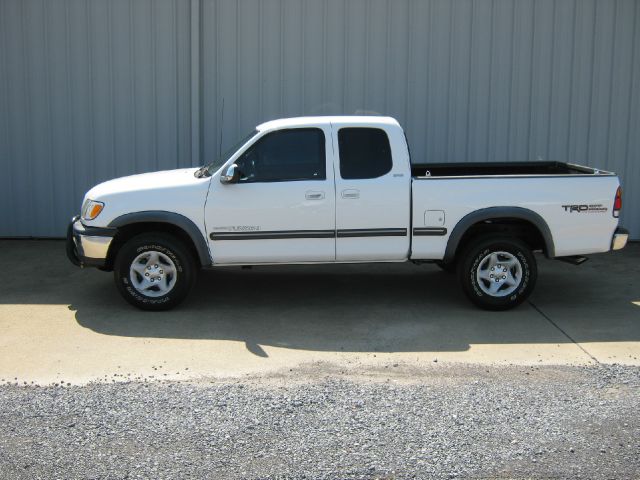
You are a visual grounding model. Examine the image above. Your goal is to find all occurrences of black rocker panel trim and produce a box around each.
[210,228,408,240]
[210,230,335,240]
[336,228,407,238]
[413,227,448,236]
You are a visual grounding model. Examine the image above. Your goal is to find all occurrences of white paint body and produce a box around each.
[411,176,620,259]
[331,118,412,262]
[81,116,623,265]
[205,123,336,264]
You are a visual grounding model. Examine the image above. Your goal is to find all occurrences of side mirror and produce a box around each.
[220,164,240,184]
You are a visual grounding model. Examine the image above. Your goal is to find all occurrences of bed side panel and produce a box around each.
[410,176,620,260]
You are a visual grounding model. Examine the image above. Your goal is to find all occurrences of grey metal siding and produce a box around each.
[1,0,639,238]
[0,0,192,236]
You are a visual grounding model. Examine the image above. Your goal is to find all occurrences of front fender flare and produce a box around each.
[108,211,212,266]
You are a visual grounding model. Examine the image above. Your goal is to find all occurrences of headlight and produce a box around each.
[81,200,105,220]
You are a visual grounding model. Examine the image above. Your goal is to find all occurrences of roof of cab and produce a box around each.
[256,115,400,131]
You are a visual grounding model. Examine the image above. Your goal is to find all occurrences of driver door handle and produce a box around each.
[341,189,360,199]
[305,191,325,200]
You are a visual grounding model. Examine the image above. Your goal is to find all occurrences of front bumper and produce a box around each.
[611,226,629,251]
[66,215,117,268]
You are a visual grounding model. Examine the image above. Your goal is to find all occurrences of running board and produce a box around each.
[556,255,589,265]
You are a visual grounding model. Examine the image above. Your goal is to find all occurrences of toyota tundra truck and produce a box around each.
[67,116,628,311]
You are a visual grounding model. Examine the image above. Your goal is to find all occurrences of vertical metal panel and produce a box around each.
[507,0,534,163]
[624,0,640,238]
[607,0,638,238]
[0,0,191,237]
[1,0,639,238]
[466,0,492,163]
[405,0,430,162]
[447,0,472,162]
[2,0,33,236]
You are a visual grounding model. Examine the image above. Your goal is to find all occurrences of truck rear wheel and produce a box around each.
[114,233,196,311]
[457,236,536,311]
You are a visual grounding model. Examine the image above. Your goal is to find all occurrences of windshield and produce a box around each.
[205,130,258,176]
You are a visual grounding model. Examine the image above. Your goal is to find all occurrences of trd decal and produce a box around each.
[561,204,608,213]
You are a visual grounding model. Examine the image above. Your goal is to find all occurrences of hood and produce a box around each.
[81,167,212,228]
[86,168,202,200]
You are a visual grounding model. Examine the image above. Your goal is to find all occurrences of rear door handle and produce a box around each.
[305,191,325,200]
[341,189,360,199]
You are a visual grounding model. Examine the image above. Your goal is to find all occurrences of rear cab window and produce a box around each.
[338,128,393,180]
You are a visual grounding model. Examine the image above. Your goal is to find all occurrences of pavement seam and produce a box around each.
[528,300,601,365]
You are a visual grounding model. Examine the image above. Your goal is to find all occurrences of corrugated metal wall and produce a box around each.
[0,0,193,236]
[1,0,639,238]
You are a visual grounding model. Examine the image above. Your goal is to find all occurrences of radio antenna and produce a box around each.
[218,98,225,158]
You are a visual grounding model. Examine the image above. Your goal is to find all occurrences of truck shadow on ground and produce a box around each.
[72,262,640,356]
[2,241,639,357]
[73,266,487,355]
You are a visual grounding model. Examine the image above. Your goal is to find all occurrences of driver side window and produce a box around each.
[235,128,326,183]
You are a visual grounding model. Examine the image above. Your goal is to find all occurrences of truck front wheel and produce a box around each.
[457,236,537,311]
[114,233,196,311]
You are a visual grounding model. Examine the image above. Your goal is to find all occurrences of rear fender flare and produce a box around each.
[443,207,555,263]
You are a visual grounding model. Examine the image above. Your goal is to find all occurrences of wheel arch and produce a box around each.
[443,207,555,263]
[107,211,212,268]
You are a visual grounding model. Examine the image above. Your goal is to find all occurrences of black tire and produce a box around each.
[457,236,537,311]
[434,260,457,274]
[114,233,196,311]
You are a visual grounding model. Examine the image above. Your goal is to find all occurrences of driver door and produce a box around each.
[204,126,336,264]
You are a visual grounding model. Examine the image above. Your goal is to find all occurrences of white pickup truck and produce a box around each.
[67,116,628,311]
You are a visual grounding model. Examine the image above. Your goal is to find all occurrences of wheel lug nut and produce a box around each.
[502,275,506,279]
[154,264,158,268]
[503,268,507,272]
[490,274,494,278]
[495,279,499,282]
[159,270,163,274]
[150,278,154,282]
[145,273,149,277]
[491,267,495,271]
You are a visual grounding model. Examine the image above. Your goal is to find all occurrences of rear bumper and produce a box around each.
[66,215,117,268]
[611,227,629,251]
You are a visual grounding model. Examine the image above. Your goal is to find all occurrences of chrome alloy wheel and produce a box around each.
[476,251,523,297]
[129,250,177,297]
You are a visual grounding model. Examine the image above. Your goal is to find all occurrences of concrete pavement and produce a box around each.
[0,240,638,385]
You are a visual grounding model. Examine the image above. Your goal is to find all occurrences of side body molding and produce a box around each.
[108,211,212,266]
[443,206,555,262]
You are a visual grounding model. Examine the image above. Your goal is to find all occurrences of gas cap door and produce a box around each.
[424,210,445,227]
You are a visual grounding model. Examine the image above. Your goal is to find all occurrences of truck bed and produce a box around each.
[409,161,620,260]
[411,161,612,178]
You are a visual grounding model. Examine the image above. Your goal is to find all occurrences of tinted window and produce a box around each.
[235,128,326,183]
[338,128,392,179]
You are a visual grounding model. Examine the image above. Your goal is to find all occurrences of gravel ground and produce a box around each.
[0,363,638,480]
